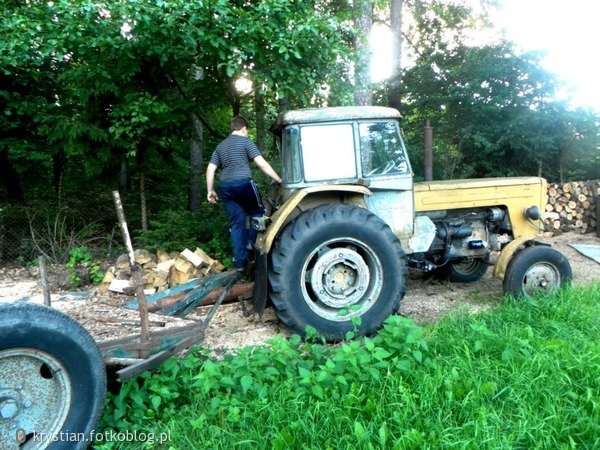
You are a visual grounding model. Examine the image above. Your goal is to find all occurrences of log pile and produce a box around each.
[101,247,226,295]
[544,180,599,235]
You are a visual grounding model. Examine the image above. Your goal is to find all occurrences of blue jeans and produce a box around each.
[219,178,265,269]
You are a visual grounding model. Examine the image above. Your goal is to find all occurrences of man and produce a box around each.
[206,116,282,272]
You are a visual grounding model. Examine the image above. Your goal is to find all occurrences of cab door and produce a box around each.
[358,121,415,237]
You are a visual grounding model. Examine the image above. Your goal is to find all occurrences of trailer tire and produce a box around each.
[503,245,572,298]
[269,204,407,341]
[440,254,490,283]
[0,302,106,450]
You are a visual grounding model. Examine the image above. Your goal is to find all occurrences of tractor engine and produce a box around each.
[418,207,511,267]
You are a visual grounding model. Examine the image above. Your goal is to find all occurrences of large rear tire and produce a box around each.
[503,246,572,298]
[269,204,407,341]
[0,303,106,450]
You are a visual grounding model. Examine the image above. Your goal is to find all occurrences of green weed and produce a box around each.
[97,283,600,449]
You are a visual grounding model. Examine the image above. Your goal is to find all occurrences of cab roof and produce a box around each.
[272,106,402,132]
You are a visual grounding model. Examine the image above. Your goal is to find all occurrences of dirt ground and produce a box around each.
[1,231,599,357]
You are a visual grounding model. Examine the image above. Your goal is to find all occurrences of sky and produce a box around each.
[491,0,600,112]
[371,0,600,112]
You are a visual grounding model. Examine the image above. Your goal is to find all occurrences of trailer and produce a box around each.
[0,269,243,450]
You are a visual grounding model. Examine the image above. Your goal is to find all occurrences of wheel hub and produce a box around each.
[310,248,370,307]
[523,263,560,294]
[0,349,72,449]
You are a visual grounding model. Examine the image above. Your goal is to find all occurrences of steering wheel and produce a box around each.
[381,160,396,174]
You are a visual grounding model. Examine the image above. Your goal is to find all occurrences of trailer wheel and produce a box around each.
[0,302,106,450]
[503,246,572,298]
[440,255,490,283]
[269,204,407,341]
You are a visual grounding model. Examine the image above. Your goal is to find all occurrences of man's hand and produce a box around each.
[207,189,219,204]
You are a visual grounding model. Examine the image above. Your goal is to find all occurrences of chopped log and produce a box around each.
[173,257,194,275]
[157,249,171,262]
[181,248,204,268]
[169,264,192,286]
[134,249,154,265]
[155,259,175,272]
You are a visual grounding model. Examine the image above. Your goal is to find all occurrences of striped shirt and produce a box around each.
[210,135,261,181]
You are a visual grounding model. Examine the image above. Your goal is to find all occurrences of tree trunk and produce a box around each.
[0,146,25,203]
[387,0,403,111]
[140,171,148,231]
[119,157,128,194]
[278,97,290,113]
[254,90,267,153]
[188,113,204,213]
[52,148,65,199]
[353,0,373,106]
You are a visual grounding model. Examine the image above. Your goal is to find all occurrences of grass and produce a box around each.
[96,283,600,449]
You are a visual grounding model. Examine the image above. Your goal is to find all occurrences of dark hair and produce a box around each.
[230,116,249,133]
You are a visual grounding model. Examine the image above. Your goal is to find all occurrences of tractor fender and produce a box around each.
[255,185,372,254]
[251,185,371,317]
[493,236,550,279]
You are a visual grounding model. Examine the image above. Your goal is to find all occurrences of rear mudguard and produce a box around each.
[251,251,269,317]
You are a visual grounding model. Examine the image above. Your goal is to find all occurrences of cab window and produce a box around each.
[359,122,409,177]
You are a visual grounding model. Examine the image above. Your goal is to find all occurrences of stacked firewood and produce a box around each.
[544,180,599,234]
[102,247,226,295]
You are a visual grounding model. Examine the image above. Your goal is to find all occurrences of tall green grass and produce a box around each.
[97,284,600,449]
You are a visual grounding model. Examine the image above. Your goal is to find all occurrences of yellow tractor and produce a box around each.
[251,106,571,341]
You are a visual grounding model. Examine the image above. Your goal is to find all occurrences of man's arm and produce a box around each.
[253,155,282,184]
[206,162,219,203]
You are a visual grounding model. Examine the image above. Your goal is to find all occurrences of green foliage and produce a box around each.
[66,245,104,286]
[398,41,600,181]
[99,283,600,448]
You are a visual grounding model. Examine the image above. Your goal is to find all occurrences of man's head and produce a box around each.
[230,116,249,135]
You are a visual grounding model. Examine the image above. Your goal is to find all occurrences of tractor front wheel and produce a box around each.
[503,246,572,298]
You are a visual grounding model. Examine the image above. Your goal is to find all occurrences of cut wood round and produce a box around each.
[562,183,572,193]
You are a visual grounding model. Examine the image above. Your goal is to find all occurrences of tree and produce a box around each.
[1,0,354,213]
[400,41,600,181]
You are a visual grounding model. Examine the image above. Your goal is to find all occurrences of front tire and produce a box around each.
[269,204,407,341]
[0,303,106,450]
[503,246,572,298]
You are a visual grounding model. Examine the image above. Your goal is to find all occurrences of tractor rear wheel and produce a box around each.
[269,204,407,341]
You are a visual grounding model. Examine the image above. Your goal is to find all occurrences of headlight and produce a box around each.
[524,205,541,220]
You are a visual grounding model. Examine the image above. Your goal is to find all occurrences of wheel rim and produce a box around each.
[451,259,482,276]
[0,349,72,450]
[301,237,383,322]
[521,262,562,296]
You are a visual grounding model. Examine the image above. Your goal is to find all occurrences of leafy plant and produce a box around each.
[98,284,600,449]
[66,245,104,286]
